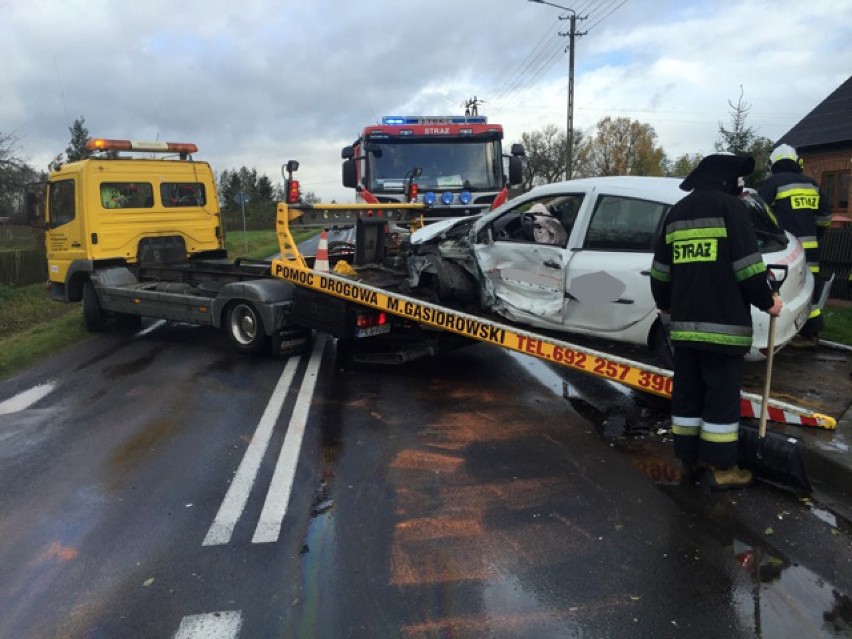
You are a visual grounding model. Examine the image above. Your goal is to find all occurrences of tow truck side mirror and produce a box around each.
[511,143,526,157]
[25,186,47,228]
[341,146,354,160]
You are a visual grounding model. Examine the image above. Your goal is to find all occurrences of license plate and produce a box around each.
[356,324,391,338]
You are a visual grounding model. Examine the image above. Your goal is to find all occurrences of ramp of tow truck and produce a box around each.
[273,202,837,431]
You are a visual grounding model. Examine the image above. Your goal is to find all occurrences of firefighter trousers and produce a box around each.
[670,347,742,469]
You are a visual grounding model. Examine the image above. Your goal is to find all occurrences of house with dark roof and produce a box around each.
[778,75,852,226]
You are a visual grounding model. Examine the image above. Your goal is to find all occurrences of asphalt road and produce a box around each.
[1,323,851,638]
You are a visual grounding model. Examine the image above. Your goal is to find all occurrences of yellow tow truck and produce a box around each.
[26,138,308,354]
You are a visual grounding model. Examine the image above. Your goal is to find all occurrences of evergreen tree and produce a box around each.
[715,87,773,187]
[65,117,91,162]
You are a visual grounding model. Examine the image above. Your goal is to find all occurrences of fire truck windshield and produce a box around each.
[367,140,502,193]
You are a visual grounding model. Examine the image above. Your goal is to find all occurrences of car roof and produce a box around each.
[526,176,686,202]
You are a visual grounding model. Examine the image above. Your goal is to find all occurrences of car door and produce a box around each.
[562,191,670,335]
[472,192,586,329]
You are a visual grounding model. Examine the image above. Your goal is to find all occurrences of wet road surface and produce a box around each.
[0,324,851,638]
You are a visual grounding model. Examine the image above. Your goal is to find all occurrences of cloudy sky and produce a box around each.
[2,0,850,202]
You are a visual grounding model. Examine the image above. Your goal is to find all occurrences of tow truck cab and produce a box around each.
[28,138,225,302]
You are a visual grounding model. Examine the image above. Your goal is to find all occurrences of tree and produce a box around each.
[301,191,321,205]
[668,153,703,178]
[65,117,91,162]
[575,117,667,177]
[517,124,584,191]
[0,131,37,220]
[256,175,274,201]
[715,87,774,187]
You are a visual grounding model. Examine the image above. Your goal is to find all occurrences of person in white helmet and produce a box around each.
[758,144,833,347]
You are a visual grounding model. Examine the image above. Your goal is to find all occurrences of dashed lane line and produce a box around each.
[174,610,242,638]
[252,334,328,543]
[202,356,301,546]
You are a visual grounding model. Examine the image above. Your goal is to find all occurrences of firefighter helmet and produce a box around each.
[769,144,801,167]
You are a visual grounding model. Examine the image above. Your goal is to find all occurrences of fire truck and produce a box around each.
[341,115,525,221]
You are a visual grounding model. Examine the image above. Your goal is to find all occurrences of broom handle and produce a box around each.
[759,312,777,439]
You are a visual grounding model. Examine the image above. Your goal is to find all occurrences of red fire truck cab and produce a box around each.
[342,115,525,221]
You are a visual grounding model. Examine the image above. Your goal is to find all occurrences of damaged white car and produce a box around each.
[406,176,815,363]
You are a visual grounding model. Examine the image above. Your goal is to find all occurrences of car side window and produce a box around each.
[490,195,582,247]
[583,195,668,252]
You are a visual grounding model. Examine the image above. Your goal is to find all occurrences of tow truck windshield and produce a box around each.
[367,140,502,193]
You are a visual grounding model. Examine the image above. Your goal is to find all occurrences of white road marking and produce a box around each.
[252,334,327,543]
[202,356,301,546]
[174,610,242,638]
[136,319,166,337]
[0,382,56,415]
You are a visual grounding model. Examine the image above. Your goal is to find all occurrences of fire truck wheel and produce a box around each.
[226,301,269,354]
[82,281,106,333]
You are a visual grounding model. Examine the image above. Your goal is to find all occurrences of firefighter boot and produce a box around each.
[705,465,753,491]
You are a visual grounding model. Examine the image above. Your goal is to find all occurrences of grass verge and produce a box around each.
[822,305,852,345]
[0,284,88,379]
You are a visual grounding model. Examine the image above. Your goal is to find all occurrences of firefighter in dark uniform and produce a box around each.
[651,154,783,490]
[758,144,832,346]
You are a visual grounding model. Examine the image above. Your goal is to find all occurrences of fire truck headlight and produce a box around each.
[423,192,437,206]
[459,191,472,205]
[441,191,454,205]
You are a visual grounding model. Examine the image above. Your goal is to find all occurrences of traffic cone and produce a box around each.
[314,230,330,272]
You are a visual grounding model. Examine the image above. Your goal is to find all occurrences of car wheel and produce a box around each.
[226,301,269,354]
[82,281,106,333]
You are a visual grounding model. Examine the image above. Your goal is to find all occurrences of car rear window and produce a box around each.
[741,192,788,253]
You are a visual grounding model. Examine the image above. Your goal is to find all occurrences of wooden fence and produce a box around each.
[822,227,852,300]
[0,249,48,286]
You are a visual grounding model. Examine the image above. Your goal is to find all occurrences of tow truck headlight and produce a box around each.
[441,191,454,205]
[423,192,437,206]
[459,191,472,205]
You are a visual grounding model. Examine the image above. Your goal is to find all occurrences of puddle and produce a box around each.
[507,350,633,400]
[730,538,852,636]
[0,382,56,415]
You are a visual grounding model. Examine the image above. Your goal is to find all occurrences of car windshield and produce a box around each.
[367,140,502,192]
[742,191,788,253]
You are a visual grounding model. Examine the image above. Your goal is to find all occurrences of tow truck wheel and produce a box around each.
[226,301,269,354]
[82,281,106,332]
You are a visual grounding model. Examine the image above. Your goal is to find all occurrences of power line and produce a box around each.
[493,0,631,134]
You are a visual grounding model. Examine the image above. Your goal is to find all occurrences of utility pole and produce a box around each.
[528,0,586,180]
